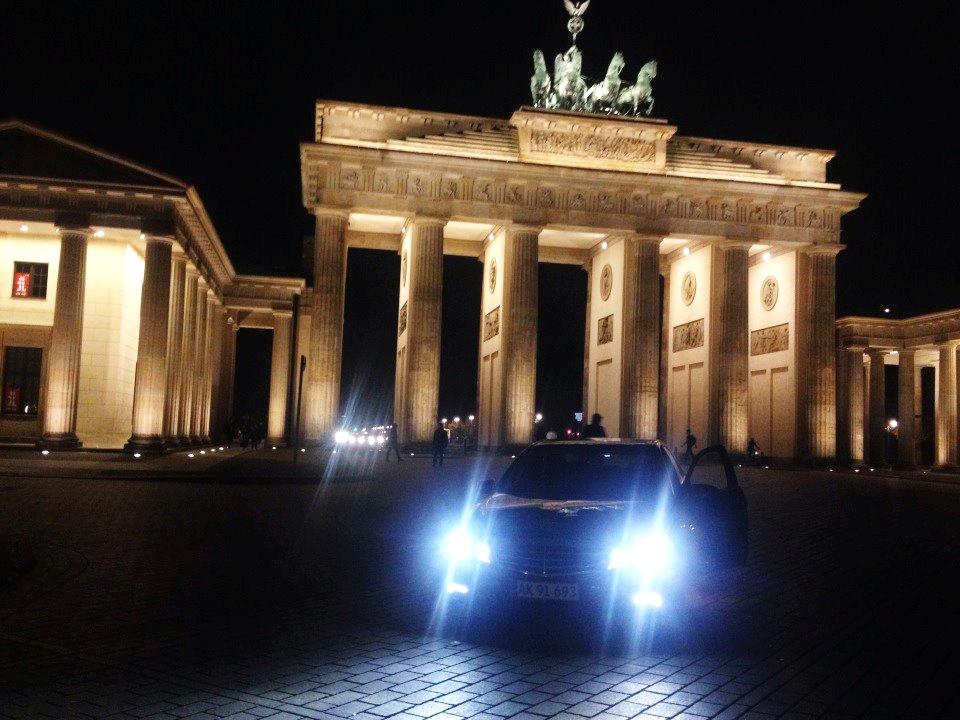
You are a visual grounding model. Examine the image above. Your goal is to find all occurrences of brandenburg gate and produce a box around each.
[298,99,864,456]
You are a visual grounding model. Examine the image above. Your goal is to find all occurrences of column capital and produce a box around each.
[411,215,447,228]
[314,206,351,220]
[937,339,960,351]
[505,223,541,237]
[711,238,754,251]
[800,242,844,257]
[865,347,889,361]
[142,234,175,246]
[53,212,91,233]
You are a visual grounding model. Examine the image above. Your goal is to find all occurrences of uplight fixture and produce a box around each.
[682,246,690,256]
[762,251,772,262]
[19,224,28,232]
[600,240,608,250]
[94,229,105,238]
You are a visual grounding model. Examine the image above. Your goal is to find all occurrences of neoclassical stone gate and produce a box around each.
[297,101,863,457]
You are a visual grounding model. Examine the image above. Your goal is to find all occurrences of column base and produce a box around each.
[265,438,287,448]
[124,437,167,455]
[37,433,82,451]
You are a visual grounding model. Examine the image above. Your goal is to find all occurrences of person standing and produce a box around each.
[747,437,761,465]
[432,421,449,467]
[684,428,698,463]
[582,413,607,438]
[385,423,402,462]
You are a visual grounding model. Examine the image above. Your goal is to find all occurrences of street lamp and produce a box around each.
[535,412,543,423]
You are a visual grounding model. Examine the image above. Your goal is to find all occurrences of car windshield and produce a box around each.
[496,444,674,501]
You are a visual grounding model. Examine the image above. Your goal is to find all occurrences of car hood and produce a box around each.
[475,493,665,545]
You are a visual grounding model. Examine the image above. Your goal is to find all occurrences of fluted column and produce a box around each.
[709,241,749,453]
[305,208,348,443]
[842,347,866,464]
[866,348,887,466]
[40,226,89,449]
[897,349,916,467]
[935,341,958,468]
[200,292,215,442]
[126,237,173,452]
[163,255,187,443]
[191,284,209,441]
[222,319,238,435]
[177,269,198,443]
[657,269,670,441]
[267,313,293,444]
[582,258,592,419]
[399,218,444,444]
[797,246,840,460]
[502,226,539,446]
[208,305,226,443]
[621,234,661,439]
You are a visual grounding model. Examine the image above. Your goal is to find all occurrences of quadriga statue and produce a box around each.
[616,60,657,116]
[584,52,625,114]
[530,50,552,108]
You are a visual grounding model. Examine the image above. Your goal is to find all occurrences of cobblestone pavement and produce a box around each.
[1,452,959,719]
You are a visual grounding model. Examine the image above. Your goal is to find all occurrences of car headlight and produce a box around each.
[608,531,672,574]
[443,527,491,564]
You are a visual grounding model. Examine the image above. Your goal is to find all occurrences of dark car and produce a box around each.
[440,440,746,612]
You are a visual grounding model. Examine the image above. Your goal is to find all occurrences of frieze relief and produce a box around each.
[398,302,408,337]
[319,161,840,233]
[529,130,657,164]
[751,323,789,355]
[673,318,704,352]
[483,306,501,341]
[598,314,614,345]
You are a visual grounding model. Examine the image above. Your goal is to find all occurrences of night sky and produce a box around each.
[4,1,956,429]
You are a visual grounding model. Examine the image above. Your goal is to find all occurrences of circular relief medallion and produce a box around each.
[761,275,779,311]
[681,271,697,306]
[401,251,408,287]
[599,264,613,301]
[488,258,497,293]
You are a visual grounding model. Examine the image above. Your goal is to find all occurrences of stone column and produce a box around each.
[190,281,208,442]
[125,237,173,452]
[935,341,959,468]
[657,268,670,441]
[621,234,661,439]
[177,269,198,444]
[267,313,293,444]
[796,246,840,461]
[502,226,539,446]
[208,305,225,443]
[200,292,215,442]
[582,257,592,419]
[40,226,89,449]
[220,318,238,439]
[897,349,916,467]
[163,255,187,444]
[866,348,887,466]
[842,348,866,464]
[709,241,749,453]
[398,217,444,445]
[305,208,348,443]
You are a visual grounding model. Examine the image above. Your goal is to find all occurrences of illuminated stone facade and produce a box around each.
[0,121,303,451]
[300,101,864,457]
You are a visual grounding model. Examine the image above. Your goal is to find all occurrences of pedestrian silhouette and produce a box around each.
[582,413,607,438]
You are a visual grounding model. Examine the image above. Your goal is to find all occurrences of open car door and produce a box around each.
[678,445,748,567]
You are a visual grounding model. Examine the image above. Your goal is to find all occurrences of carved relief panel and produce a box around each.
[750,323,789,355]
[484,306,500,341]
[673,318,704,352]
[398,302,408,337]
[598,314,614,345]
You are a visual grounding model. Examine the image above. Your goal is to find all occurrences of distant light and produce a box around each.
[94,229,105,238]
[139,233,145,240]
[762,251,772,262]
[511,455,516,459]
[883,307,890,314]
[271,446,276,450]
[632,591,664,608]
[410,453,415,456]
[453,416,460,423]
[764,465,770,469]
[40,449,50,456]
[199,450,206,455]
[600,240,608,250]
[468,415,475,421]
[682,246,690,256]
[133,452,141,459]
[870,468,875,472]
[535,412,543,422]
[854,468,859,473]
[446,581,469,595]
[300,448,306,453]
[188,453,195,458]
[888,418,898,429]
[19,224,28,232]
[219,446,224,451]
[487,232,494,241]
[441,418,448,424]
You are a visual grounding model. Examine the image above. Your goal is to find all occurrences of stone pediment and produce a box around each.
[510,107,676,173]
[0,119,186,191]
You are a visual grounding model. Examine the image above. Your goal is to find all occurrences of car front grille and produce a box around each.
[493,542,607,577]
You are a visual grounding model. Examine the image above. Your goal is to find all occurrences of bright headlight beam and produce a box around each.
[443,527,490,564]
[608,532,672,573]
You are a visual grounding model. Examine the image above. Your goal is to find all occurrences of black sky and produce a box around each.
[3,1,957,428]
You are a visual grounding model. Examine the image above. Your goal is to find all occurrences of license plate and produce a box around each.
[516,580,579,601]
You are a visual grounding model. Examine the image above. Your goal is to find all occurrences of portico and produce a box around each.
[299,101,864,457]
[837,311,960,469]
[0,120,303,451]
